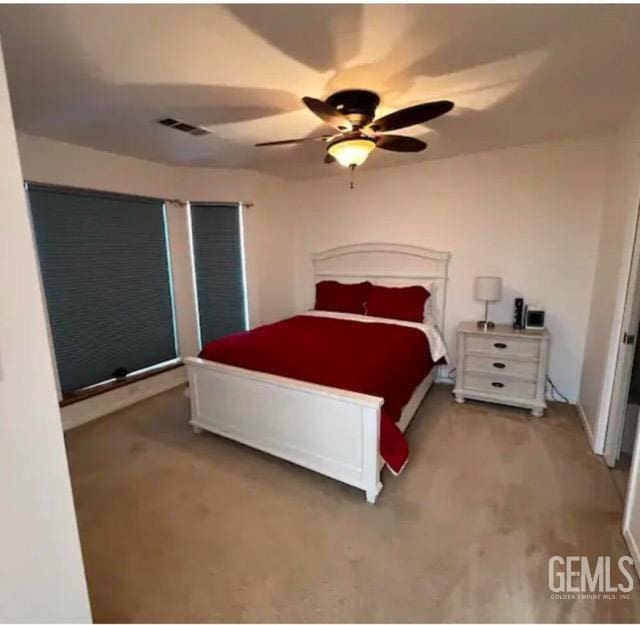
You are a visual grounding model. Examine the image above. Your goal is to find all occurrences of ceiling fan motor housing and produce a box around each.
[326,89,380,129]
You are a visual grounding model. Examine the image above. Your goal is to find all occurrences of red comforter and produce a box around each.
[199,314,434,473]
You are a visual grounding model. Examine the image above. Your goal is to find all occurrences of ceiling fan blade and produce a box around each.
[302,96,352,131]
[376,134,427,152]
[324,153,335,164]
[255,134,333,147]
[368,100,454,133]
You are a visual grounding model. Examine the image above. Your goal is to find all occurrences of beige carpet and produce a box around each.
[65,384,640,623]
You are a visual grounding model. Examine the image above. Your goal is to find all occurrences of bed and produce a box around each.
[184,243,450,503]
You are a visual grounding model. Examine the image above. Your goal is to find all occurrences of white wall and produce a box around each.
[17,133,181,198]
[579,108,640,452]
[16,133,296,427]
[291,135,610,402]
[0,44,91,622]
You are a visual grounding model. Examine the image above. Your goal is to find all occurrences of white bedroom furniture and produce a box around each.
[453,322,550,416]
[185,243,450,503]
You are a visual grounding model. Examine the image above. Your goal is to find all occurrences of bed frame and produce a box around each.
[185,243,450,503]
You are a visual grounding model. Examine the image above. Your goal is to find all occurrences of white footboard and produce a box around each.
[185,357,385,503]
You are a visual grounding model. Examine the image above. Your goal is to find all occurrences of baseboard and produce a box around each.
[623,527,640,580]
[61,366,188,430]
[576,400,597,453]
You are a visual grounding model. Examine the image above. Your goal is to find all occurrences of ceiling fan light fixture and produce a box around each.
[327,137,376,168]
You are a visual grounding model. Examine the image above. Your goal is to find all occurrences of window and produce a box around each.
[189,202,248,347]
[27,183,178,395]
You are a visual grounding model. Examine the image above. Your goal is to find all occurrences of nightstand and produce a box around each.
[453,322,550,416]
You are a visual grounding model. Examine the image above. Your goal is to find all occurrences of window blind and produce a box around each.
[190,202,247,346]
[28,184,177,394]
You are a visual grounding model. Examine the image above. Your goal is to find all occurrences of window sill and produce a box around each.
[59,361,184,407]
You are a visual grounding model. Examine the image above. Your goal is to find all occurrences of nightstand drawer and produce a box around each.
[463,373,536,400]
[465,355,538,381]
[465,334,540,359]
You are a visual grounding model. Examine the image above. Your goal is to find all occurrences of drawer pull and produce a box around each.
[492,362,506,369]
[494,342,507,349]
[491,382,505,388]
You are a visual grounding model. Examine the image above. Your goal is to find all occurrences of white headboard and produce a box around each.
[312,243,450,331]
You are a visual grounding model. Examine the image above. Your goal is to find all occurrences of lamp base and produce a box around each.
[477,320,495,331]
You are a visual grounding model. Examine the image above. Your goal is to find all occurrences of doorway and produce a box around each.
[605,200,640,499]
[609,326,640,498]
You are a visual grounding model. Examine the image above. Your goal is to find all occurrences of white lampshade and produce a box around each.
[474,276,502,302]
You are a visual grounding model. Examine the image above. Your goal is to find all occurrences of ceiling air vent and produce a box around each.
[156,118,212,137]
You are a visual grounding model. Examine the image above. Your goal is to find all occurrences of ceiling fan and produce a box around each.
[255,89,454,178]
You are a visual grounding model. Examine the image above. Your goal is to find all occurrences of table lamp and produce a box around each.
[475,276,502,330]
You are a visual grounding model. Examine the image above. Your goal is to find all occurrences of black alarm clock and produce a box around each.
[525,305,546,330]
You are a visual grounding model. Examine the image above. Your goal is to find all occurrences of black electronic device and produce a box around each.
[513,298,524,330]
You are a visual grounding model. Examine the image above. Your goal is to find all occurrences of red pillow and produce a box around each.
[365,285,430,322]
[314,281,372,314]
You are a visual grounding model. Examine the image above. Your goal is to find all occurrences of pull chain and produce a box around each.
[349,164,356,190]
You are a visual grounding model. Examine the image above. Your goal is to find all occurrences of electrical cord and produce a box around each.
[446,367,457,383]
[546,376,570,403]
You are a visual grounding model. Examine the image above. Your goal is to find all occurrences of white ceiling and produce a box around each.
[1,4,640,179]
